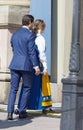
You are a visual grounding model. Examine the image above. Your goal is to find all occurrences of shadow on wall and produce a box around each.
[79,48,83,77]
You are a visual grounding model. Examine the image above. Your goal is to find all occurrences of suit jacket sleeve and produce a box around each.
[28,33,39,67]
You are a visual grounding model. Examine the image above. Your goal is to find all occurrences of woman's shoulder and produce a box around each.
[36,34,45,42]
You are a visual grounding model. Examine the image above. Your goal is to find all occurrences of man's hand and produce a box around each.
[35,67,40,75]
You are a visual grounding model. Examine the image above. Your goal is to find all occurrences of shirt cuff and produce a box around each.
[33,66,39,70]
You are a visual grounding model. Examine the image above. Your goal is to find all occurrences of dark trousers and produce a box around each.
[7,70,33,114]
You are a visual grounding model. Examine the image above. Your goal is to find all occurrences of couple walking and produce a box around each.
[7,14,53,120]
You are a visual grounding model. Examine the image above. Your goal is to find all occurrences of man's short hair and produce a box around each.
[22,14,34,25]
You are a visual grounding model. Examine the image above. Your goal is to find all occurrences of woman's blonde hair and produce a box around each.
[33,19,46,34]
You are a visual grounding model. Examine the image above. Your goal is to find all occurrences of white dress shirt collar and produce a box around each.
[22,25,29,30]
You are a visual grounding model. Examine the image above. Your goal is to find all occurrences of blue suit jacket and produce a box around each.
[9,27,38,71]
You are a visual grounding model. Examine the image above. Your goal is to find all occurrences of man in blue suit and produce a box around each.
[7,14,40,120]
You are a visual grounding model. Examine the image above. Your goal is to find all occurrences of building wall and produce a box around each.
[0,0,30,103]
[51,0,57,82]
[63,0,73,77]
[0,0,74,103]
[58,0,73,82]
[0,0,30,6]
[57,0,73,102]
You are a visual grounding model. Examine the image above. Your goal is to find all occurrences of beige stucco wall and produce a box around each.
[0,1,30,103]
[0,0,30,6]
[58,0,73,82]
[58,0,66,83]
[63,0,73,77]
[57,0,73,102]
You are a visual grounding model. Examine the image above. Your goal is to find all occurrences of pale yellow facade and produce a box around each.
[55,0,73,102]
[58,0,73,82]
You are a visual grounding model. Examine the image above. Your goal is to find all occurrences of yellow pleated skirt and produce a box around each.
[42,74,52,108]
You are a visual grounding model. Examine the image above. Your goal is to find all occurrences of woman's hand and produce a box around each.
[43,69,48,75]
